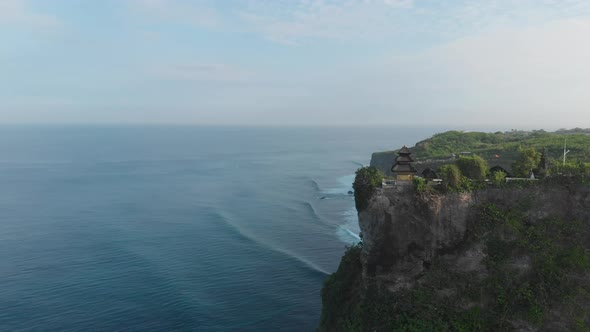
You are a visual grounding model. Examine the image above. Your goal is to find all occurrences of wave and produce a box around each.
[336,207,361,244]
[210,210,330,277]
[305,179,320,192]
[350,161,364,167]
[343,228,361,241]
[298,201,331,227]
[336,226,361,244]
[321,174,355,196]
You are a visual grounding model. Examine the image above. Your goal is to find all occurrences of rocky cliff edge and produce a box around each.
[320,180,590,331]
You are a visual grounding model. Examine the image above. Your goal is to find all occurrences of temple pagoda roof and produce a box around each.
[395,155,414,163]
[398,146,411,154]
[392,145,417,175]
[392,163,417,173]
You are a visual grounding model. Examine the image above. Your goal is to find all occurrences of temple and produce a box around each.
[391,146,417,182]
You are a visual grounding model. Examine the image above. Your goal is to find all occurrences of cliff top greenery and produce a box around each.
[353,166,383,212]
[373,129,590,165]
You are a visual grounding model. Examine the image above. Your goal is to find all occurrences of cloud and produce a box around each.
[373,18,590,126]
[382,0,414,8]
[238,0,413,45]
[0,0,60,27]
[126,0,590,47]
[151,63,255,82]
[129,0,220,28]
[237,0,590,46]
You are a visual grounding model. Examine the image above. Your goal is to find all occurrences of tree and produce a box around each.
[491,170,507,185]
[439,164,462,191]
[512,147,541,177]
[551,161,590,176]
[353,166,383,212]
[413,176,428,192]
[456,155,488,181]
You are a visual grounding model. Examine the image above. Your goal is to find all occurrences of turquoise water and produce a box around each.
[0,126,435,331]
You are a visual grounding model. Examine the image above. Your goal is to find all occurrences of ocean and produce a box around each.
[0,126,436,331]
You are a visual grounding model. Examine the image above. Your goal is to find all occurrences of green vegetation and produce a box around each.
[436,157,487,193]
[352,166,383,212]
[473,204,590,329]
[491,170,507,185]
[439,164,461,191]
[456,155,488,181]
[320,243,492,331]
[551,161,590,176]
[319,243,363,330]
[512,147,541,177]
[429,145,587,193]
[413,176,428,193]
[409,130,590,166]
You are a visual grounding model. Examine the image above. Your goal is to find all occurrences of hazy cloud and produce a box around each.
[152,63,255,82]
[371,18,590,126]
[3,1,590,127]
[0,0,60,27]
[238,0,412,45]
[129,0,220,28]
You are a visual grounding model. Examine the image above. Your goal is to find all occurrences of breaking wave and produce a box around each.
[212,210,330,277]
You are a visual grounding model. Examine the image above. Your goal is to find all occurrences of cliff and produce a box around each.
[319,180,590,331]
[370,151,397,177]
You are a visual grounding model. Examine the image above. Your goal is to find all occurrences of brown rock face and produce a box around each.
[358,184,590,294]
[319,180,590,331]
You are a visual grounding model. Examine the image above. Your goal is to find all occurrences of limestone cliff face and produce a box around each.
[359,187,473,291]
[320,181,590,331]
[356,182,590,330]
[369,151,396,177]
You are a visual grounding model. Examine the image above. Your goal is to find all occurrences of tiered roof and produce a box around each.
[391,145,417,174]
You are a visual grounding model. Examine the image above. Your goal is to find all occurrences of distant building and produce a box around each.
[391,146,417,182]
[421,168,439,181]
[382,179,396,188]
[490,165,511,177]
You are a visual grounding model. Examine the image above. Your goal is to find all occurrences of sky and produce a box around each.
[1,0,590,129]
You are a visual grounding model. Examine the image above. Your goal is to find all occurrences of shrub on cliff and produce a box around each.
[551,161,590,176]
[353,166,383,212]
[491,170,507,185]
[456,155,488,181]
[512,147,541,177]
[319,243,363,331]
[413,176,428,192]
[471,204,590,329]
[439,164,462,191]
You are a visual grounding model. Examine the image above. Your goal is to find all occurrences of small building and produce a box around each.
[489,165,511,177]
[391,146,417,182]
[421,168,439,181]
[382,179,396,188]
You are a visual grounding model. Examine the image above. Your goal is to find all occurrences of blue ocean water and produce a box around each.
[0,126,435,331]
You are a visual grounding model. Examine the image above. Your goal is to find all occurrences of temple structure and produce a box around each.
[421,168,439,181]
[391,146,417,182]
[490,165,511,177]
